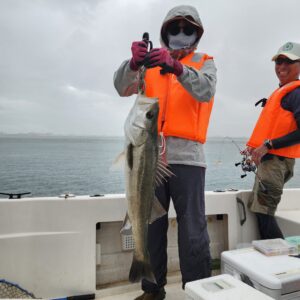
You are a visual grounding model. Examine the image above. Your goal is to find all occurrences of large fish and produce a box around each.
[124,94,171,283]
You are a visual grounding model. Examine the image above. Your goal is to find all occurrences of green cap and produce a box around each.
[272,42,300,61]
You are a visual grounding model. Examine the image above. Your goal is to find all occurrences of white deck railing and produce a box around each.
[0,188,299,298]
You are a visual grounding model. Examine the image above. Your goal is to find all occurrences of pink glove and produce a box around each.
[145,48,183,76]
[130,41,148,71]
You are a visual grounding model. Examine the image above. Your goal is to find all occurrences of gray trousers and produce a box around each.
[142,164,211,292]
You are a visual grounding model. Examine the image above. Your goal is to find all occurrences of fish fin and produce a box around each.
[127,143,134,170]
[129,255,156,283]
[149,196,167,224]
[155,157,174,187]
[120,198,166,233]
[110,151,125,171]
[120,212,132,235]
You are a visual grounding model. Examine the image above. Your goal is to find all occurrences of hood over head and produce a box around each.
[160,5,204,50]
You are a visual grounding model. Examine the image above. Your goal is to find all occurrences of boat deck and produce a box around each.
[97,273,184,300]
[99,282,184,300]
[97,270,221,299]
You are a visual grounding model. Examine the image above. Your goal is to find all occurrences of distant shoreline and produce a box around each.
[0,133,124,140]
[0,133,247,140]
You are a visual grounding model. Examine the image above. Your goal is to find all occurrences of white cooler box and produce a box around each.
[185,274,273,300]
[221,248,300,299]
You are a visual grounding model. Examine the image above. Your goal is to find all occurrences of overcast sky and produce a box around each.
[1,0,300,138]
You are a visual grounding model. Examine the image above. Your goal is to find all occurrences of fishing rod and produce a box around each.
[230,139,257,177]
[229,138,267,193]
[218,137,267,193]
[137,32,153,94]
[141,32,153,66]
[141,32,172,74]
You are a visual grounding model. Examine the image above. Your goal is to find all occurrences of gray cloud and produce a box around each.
[1,0,300,137]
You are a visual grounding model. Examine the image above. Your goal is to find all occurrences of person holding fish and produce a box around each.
[114,5,216,300]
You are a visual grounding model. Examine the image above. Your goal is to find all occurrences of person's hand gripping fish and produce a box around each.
[129,32,153,71]
[144,47,183,76]
[130,41,148,71]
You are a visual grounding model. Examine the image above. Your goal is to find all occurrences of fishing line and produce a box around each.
[213,136,243,165]
[226,136,268,193]
[210,136,243,192]
[214,137,225,165]
[159,132,166,156]
[212,136,267,192]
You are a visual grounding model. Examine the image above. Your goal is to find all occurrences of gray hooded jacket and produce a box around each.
[113,5,217,167]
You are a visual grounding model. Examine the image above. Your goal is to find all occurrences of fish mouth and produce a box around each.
[126,123,149,146]
[132,122,146,130]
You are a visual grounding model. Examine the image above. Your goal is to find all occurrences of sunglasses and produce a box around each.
[275,57,300,65]
[167,23,196,36]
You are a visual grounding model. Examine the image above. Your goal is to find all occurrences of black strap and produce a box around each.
[0,192,31,199]
[255,98,267,107]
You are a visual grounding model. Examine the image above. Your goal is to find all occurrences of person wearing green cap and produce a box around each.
[243,41,300,239]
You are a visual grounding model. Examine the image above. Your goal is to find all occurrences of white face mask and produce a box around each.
[167,31,197,50]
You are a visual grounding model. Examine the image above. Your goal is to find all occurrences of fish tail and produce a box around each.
[129,255,156,283]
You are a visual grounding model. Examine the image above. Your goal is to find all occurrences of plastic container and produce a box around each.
[221,247,300,300]
[185,274,274,300]
[252,238,297,256]
[285,236,300,255]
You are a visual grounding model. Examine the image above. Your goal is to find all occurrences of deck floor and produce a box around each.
[97,272,185,300]
[98,282,184,300]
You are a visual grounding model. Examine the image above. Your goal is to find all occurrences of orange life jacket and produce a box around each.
[247,81,300,158]
[144,52,214,143]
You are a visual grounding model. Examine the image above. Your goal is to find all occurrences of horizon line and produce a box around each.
[0,132,248,139]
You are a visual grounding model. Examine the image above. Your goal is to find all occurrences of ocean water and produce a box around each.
[0,136,299,198]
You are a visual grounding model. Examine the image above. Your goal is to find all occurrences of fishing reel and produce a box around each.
[235,151,268,193]
[229,138,268,193]
[235,152,256,178]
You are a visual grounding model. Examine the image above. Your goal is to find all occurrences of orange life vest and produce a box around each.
[247,81,300,158]
[144,52,214,143]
